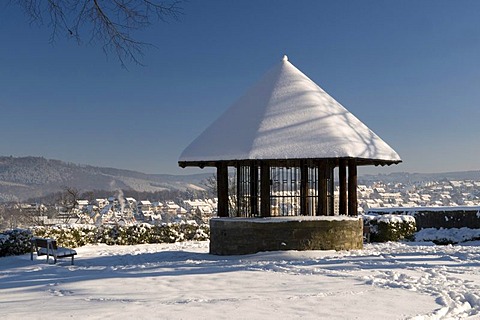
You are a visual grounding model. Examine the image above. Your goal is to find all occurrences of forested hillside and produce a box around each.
[0,156,210,202]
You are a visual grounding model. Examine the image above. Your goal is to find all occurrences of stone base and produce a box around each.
[209,216,363,255]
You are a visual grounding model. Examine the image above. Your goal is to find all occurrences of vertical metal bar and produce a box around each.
[271,167,276,216]
[311,167,315,216]
[327,163,335,216]
[250,163,257,216]
[286,167,289,215]
[236,163,241,217]
[289,167,292,216]
[314,167,317,215]
[300,162,308,216]
[284,167,287,215]
[293,167,296,216]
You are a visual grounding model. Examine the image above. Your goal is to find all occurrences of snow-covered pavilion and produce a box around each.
[179,55,401,219]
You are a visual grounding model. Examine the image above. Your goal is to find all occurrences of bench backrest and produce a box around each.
[35,238,49,248]
[34,238,58,250]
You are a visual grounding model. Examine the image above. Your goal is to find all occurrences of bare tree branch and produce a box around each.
[201,174,238,216]
[57,187,79,223]
[10,0,183,67]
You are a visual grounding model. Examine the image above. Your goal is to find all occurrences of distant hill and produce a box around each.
[0,156,478,202]
[359,171,480,185]
[0,156,211,202]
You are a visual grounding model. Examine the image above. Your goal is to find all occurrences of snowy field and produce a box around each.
[1,241,480,319]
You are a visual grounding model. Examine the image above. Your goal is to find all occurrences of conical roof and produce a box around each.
[179,56,401,166]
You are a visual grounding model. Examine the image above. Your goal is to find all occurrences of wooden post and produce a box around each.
[317,161,327,216]
[250,163,258,216]
[260,163,271,217]
[348,159,358,216]
[300,163,309,216]
[339,159,347,215]
[217,163,229,217]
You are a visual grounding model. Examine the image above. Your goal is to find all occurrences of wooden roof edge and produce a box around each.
[179,158,402,168]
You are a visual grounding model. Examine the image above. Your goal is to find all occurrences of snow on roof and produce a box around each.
[179,55,401,164]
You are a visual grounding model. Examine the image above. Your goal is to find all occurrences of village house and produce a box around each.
[164,201,180,214]
[76,200,89,210]
[94,198,109,209]
[137,200,152,213]
[151,201,164,213]
[183,199,214,215]
[125,197,137,210]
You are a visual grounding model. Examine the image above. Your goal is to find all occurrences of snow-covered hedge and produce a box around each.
[415,227,480,245]
[0,228,33,257]
[363,214,416,242]
[0,222,210,257]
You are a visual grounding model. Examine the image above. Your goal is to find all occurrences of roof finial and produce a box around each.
[282,54,288,62]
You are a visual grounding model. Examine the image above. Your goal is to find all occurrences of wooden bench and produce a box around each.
[30,238,77,265]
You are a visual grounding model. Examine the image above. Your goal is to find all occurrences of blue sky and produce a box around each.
[1,1,479,175]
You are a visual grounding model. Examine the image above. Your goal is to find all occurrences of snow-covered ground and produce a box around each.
[1,240,480,319]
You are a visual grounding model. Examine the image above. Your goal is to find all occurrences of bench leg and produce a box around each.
[71,256,74,265]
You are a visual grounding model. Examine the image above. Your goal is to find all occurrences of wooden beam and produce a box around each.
[339,159,347,215]
[217,163,229,217]
[260,163,271,217]
[178,158,402,169]
[317,161,327,216]
[348,159,358,216]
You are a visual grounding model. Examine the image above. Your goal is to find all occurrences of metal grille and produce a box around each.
[269,166,320,216]
[270,167,301,216]
[235,164,333,217]
[307,166,318,216]
[325,165,334,216]
[236,165,260,217]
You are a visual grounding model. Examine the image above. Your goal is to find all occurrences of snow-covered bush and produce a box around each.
[94,222,210,246]
[0,228,33,257]
[1,222,210,255]
[363,214,416,242]
[32,224,98,248]
[415,227,480,245]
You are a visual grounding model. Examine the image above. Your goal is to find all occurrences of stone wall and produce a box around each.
[210,217,363,255]
[367,207,480,230]
[414,209,480,230]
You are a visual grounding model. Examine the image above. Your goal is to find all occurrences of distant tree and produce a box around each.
[201,174,237,216]
[0,204,45,230]
[81,190,95,203]
[0,206,22,230]
[11,0,182,66]
[57,187,79,223]
[201,175,217,197]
